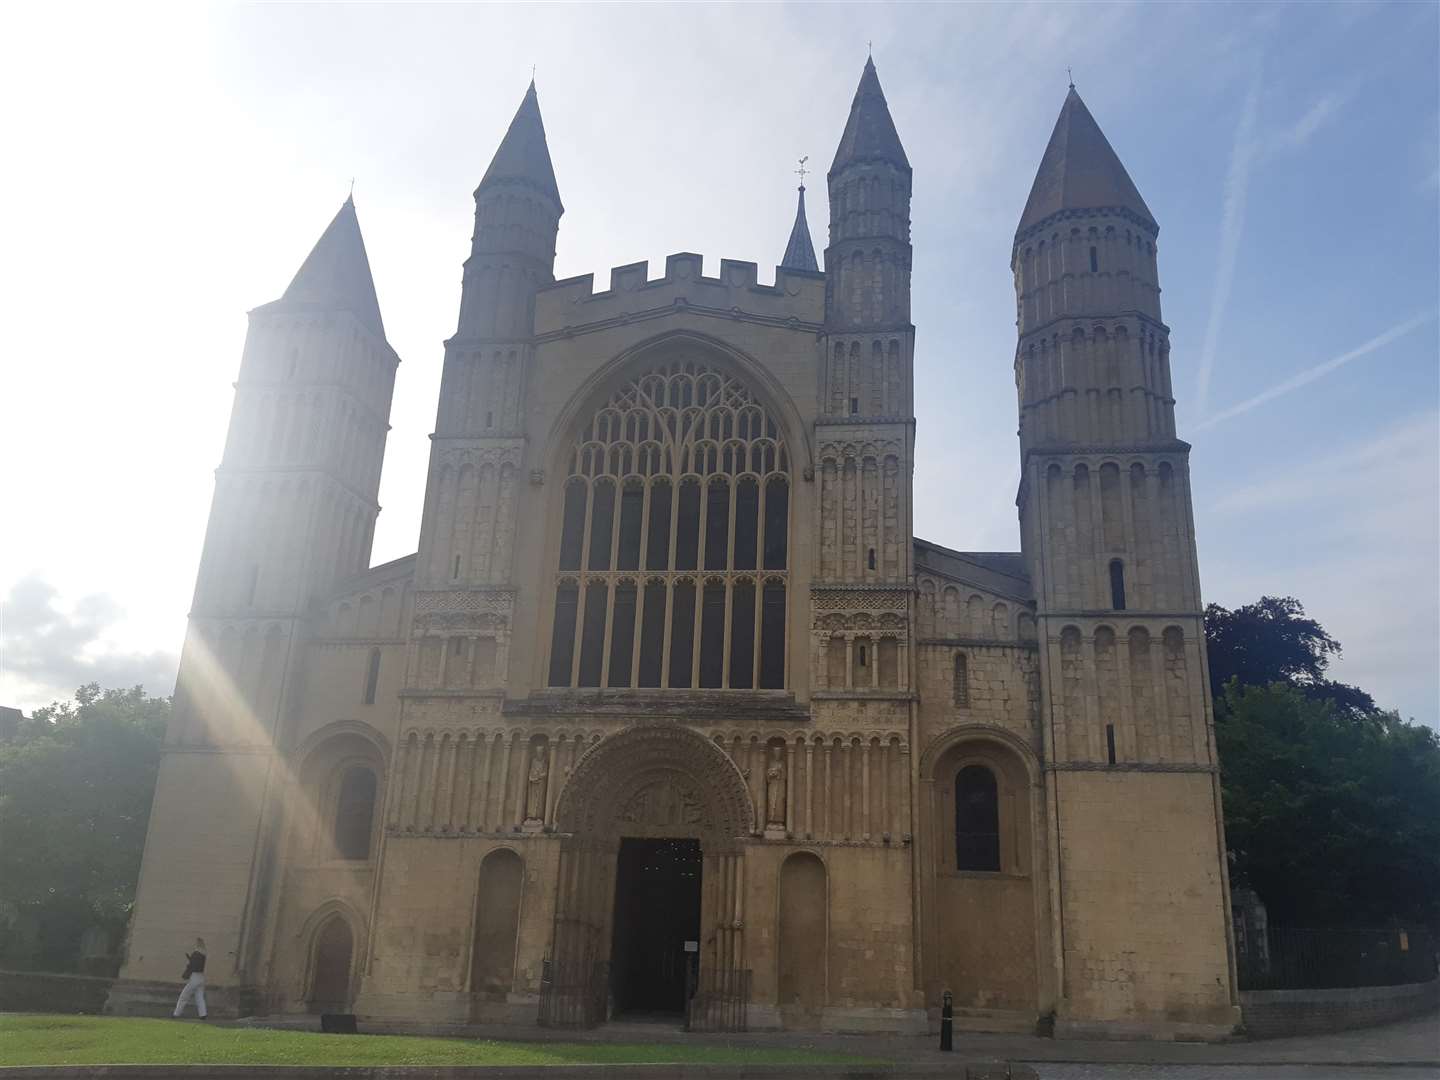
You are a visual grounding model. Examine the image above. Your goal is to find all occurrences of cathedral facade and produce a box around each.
[113,61,1240,1038]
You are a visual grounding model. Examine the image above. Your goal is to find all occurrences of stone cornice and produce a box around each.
[1047,760,1215,774]
[815,415,916,427]
[212,466,382,513]
[1015,309,1171,340]
[1012,205,1159,250]
[916,637,1039,651]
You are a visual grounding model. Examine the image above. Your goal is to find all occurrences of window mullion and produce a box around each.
[660,578,674,689]
[721,578,734,689]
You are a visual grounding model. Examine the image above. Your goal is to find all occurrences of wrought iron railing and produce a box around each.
[686,965,751,1032]
[1236,926,1438,991]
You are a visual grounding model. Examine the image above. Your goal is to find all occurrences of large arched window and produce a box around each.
[334,766,377,860]
[955,764,1000,872]
[547,358,790,689]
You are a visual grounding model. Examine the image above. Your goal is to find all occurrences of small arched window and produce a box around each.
[334,766,377,861]
[955,764,1000,872]
[867,547,876,571]
[1109,559,1126,610]
[953,652,969,707]
[362,648,381,705]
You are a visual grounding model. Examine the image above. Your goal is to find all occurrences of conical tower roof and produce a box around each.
[478,81,562,208]
[1017,87,1155,236]
[830,57,910,176]
[280,196,385,336]
[781,185,819,271]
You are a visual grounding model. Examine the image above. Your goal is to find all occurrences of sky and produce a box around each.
[2,2,1437,726]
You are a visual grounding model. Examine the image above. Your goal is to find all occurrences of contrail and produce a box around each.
[1193,312,1436,431]
[1195,68,1261,416]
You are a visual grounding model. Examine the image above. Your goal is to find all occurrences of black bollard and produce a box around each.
[939,989,953,1052]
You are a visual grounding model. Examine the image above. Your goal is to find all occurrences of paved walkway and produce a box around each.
[244,1012,1440,1068]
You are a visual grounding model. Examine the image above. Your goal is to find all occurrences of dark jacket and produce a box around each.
[182,951,207,979]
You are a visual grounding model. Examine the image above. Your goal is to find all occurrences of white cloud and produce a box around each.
[0,575,180,711]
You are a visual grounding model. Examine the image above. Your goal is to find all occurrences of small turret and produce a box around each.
[825,57,912,330]
[205,197,399,617]
[278,195,385,336]
[1012,86,1169,456]
[456,82,563,340]
[781,182,819,272]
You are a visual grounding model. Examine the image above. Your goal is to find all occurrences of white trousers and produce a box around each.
[173,973,207,1018]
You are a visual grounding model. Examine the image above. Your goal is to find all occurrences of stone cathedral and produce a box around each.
[113,61,1241,1038]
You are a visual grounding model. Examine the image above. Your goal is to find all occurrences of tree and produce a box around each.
[0,684,169,973]
[1216,681,1440,928]
[1205,596,1376,719]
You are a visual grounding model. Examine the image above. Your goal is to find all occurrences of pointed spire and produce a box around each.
[1017,87,1155,237]
[830,57,910,177]
[479,81,562,208]
[781,184,819,272]
[280,196,385,336]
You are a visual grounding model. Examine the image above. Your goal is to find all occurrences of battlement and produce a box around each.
[535,253,825,337]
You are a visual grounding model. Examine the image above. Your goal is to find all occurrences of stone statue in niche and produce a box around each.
[765,745,787,834]
[524,742,549,826]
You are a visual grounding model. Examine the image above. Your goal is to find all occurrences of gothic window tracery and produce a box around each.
[547,359,790,689]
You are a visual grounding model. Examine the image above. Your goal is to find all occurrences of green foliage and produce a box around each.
[0,1014,877,1067]
[1205,596,1376,718]
[0,685,169,973]
[1215,680,1440,928]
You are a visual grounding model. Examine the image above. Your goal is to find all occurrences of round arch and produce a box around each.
[554,723,755,844]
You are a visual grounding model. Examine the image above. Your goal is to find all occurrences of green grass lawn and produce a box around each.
[0,1014,876,1067]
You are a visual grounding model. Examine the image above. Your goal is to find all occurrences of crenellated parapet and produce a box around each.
[534,254,825,339]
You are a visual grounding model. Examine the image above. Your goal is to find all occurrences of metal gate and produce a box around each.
[685,964,751,1032]
[538,917,608,1028]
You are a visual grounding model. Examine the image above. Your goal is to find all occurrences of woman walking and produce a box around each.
[172,937,208,1019]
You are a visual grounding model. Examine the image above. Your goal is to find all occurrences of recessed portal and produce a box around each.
[610,837,702,1017]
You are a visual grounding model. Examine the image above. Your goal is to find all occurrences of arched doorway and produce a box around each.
[307,916,354,1013]
[542,724,755,1028]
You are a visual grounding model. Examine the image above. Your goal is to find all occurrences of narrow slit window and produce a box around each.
[867,547,876,571]
[953,652,969,707]
[849,396,859,415]
[1106,723,1117,765]
[1089,246,1098,273]
[246,564,259,606]
[362,648,381,705]
[452,554,461,580]
[858,643,868,667]
[1109,559,1126,610]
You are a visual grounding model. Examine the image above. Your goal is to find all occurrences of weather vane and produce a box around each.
[349,177,355,198]
[796,156,809,188]
[1067,67,1075,90]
